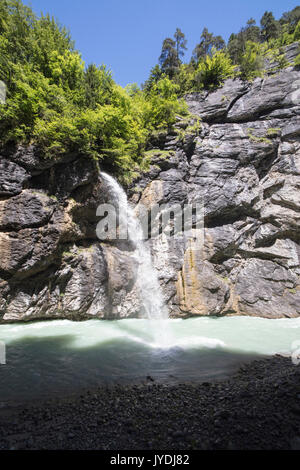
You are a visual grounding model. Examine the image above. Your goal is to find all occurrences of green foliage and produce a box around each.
[1,0,300,183]
[280,6,300,33]
[194,49,235,90]
[227,10,299,72]
[260,11,279,42]
[142,64,162,93]
[151,6,300,93]
[244,18,261,43]
[294,21,300,41]
[159,37,179,77]
[159,28,187,78]
[84,63,114,108]
[192,28,225,62]
[238,41,265,81]
[173,63,196,95]
[175,117,202,143]
[0,0,189,181]
[268,47,291,71]
[227,33,243,64]
[294,53,300,66]
[266,127,281,138]
[174,28,187,61]
[247,128,271,144]
[137,76,188,130]
[227,18,261,64]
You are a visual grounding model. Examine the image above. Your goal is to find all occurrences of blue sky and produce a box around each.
[24,0,300,87]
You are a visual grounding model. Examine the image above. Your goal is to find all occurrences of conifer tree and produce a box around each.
[192,28,225,62]
[174,27,187,61]
[260,11,279,41]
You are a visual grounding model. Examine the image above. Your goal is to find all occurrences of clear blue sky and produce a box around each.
[24,0,300,87]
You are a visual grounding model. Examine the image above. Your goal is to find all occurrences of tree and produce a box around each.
[213,35,226,51]
[192,28,225,62]
[260,11,279,42]
[244,18,260,43]
[294,20,300,41]
[142,64,162,94]
[194,48,235,90]
[227,33,243,63]
[227,18,261,65]
[84,64,113,108]
[0,0,9,34]
[174,27,187,61]
[1,0,192,184]
[159,29,187,78]
[159,37,179,77]
[239,41,265,81]
[142,76,188,129]
[174,63,195,95]
[280,6,300,33]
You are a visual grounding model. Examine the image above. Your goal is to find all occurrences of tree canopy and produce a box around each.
[0,0,188,181]
[1,0,299,181]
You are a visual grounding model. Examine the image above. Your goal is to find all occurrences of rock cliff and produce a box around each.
[1,66,300,322]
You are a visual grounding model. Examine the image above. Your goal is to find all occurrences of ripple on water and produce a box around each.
[0,316,298,404]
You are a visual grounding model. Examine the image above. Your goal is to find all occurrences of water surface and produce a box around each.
[0,316,298,405]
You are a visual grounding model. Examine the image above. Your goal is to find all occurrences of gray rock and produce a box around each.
[0,159,29,196]
[185,79,249,122]
[0,190,55,231]
[1,67,300,321]
[227,70,300,122]
[234,259,300,318]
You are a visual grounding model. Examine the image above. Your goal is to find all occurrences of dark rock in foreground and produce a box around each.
[0,356,299,450]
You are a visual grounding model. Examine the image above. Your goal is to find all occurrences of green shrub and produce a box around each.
[194,48,235,90]
[0,0,188,181]
[295,53,300,66]
[239,41,265,81]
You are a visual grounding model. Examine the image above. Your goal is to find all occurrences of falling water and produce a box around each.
[101,173,169,335]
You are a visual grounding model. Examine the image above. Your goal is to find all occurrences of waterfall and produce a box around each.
[101,173,169,323]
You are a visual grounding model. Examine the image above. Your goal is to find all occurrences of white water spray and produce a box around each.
[101,173,169,331]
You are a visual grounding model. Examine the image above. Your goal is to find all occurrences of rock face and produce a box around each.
[1,66,300,322]
[130,67,300,319]
[0,149,141,322]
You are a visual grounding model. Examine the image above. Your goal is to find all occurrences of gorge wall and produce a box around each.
[1,66,300,322]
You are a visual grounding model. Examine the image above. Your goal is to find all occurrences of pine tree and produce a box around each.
[192,28,225,62]
[227,33,243,63]
[280,6,300,33]
[142,64,162,93]
[260,11,279,41]
[244,18,260,43]
[174,28,187,61]
[159,37,179,77]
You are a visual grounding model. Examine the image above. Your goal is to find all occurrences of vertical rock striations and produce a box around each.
[130,68,300,319]
[1,67,300,321]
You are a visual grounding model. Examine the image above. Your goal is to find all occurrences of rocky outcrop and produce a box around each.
[0,149,142,322]
[130,67,300,319]
[0,65,300,321]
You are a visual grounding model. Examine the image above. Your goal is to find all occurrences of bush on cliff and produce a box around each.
[193,48,236,90]
[238,41,266,80]
[1,0,299,181]
[0,0,187,180]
